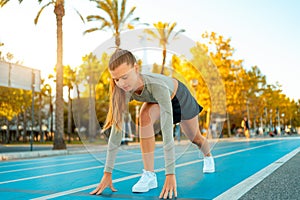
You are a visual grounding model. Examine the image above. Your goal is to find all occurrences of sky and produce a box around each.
[0,0,299,101]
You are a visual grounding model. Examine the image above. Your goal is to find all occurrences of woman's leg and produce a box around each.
[180,115,211,156]
[139,103,160,171]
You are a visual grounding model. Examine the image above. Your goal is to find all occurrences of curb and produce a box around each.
[0,150,69,161]
[0,146,108,161]
[0,142,165,161]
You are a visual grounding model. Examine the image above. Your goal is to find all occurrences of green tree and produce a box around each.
[34,0,86,148]
[41,83,54,140]
[63,65,76,142]
[238,66,267,129]
[94,53,110,123]
[201,32,243,135]
[77,53,102,142]
[85,0,140,47]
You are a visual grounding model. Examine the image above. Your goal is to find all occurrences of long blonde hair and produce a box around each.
[103,49,136,131]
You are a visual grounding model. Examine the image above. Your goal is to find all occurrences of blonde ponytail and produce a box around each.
[103,49,136,131]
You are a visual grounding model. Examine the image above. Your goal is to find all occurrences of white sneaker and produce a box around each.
[203,156,215,173]
[132,169,158,193]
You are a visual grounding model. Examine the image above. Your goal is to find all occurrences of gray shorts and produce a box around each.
[171,81,203,124]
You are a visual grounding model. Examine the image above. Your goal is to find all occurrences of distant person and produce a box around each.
[174,123,181,143]
[241,116,250,138]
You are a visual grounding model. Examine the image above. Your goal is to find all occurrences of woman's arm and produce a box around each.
[90,124,122,195]
[104,124,122,173]
[150,83,176,175]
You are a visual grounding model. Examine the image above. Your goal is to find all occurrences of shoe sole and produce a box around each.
[203,170,215,173]
[132,182,157,193]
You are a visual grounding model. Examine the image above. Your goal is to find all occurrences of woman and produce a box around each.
[90,49,215,199]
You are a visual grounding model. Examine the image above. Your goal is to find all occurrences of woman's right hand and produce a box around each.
[90,172,117,195]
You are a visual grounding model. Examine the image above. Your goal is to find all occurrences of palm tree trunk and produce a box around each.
[53,0,66,149]
[160,48,167,74]
[67,87,72,143]
[115,34,121,48]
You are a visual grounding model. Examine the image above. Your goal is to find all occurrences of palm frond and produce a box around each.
[0,0,9,7]
[99,21,111,30]
[122,6,136,23]
[98,0,114,21]
[83,27,103,34]
[144,29,159,40]
[73,7,85,23]
[120,0,126,20]
[173,29,185,39]
[34,2,53,24]
[87,15,106,22]
[128,17,139,24]
[166,22,177,39]
[113,0,119,30]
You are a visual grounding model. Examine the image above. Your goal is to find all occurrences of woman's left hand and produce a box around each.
[159,174,177,199]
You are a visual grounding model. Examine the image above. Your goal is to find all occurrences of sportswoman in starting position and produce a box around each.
[90,49,215,199]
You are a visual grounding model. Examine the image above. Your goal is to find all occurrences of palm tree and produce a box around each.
[34,0,67,149]
[145,22,185,74]
[33,0,86,149]
[84,0,140,47]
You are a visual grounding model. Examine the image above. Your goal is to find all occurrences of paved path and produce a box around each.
[0,136,299,199]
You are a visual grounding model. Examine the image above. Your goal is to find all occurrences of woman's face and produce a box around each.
[109,62,139,92]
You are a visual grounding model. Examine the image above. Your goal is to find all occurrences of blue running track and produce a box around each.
[0,137,299,199]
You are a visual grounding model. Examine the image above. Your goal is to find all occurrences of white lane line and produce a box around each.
[0,148,143,171]
[0,157,143,185]
[0,139,250,170]
[31,173,145,200]
[0,152,141,174]
[30,141,282,200]
[0,143,243,182]
[171,141,282,169]
[0,140,278,185]
[0,148,198,184]
[0,154,97,168]
[0,166,101,185]
[0,159,97,174]
[0,139,249,169]
[214,146,300,200]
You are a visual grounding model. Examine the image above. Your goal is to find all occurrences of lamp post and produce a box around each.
[44,84,53,140]
[30,71,35,151]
